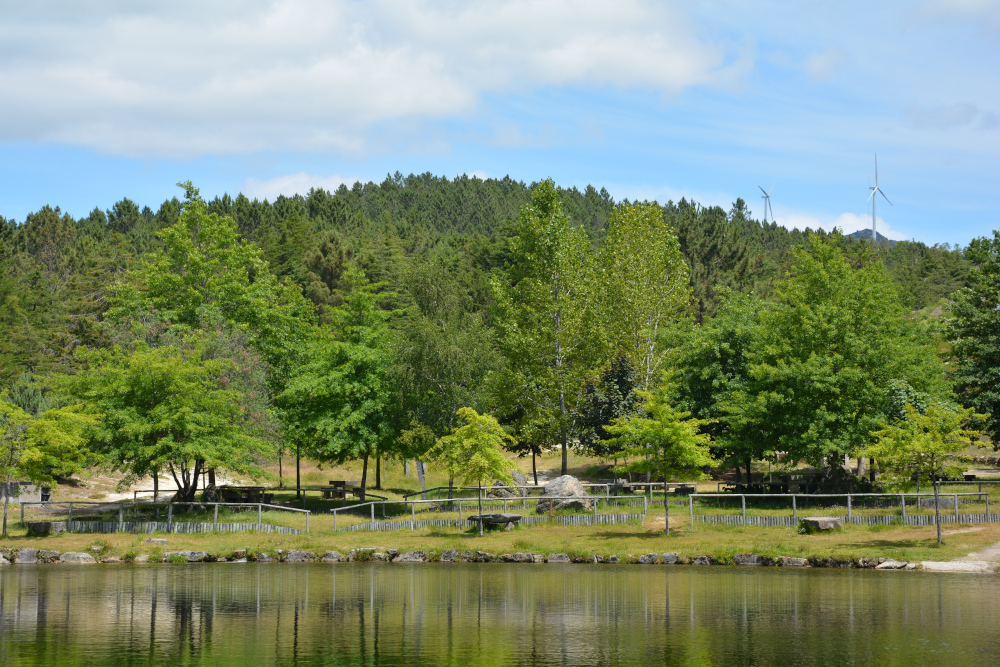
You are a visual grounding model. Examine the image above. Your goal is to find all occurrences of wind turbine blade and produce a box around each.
[769,181,775,195]
[759,185,768,196]
[867,189,876,203]
[878,189,892,206]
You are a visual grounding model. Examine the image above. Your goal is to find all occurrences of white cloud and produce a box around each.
[804,47,845,82]
[778,211,910,241]
[0,1,749,158]
[242,173,360,201]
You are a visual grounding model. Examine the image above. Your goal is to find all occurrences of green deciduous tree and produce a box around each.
[427,407,514,535]
[605,384,715,535]
[61,341,271,502]
[279,269,395,502]
[599,202,691,389]
[948,230,1000,446]
[722,238,943,469]
[0,398,32,536]
[491,179,597,475]
[862,403,984,543]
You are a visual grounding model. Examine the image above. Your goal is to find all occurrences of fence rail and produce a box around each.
[337,513,646,533]
[697,513,1000,528]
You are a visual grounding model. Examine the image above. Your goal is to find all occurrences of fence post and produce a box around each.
[20,502,25,527]
[167,503,173,533]
[955,494,959,521]
[900,494,906,518]
[334,510,337,531]
[411,501,415,529]
[213,504,218,532]
[458,499,462,521]
[257,504,262,530]
[371,503,375,526]
[792,495,796,522]
[986,494,990,519]
[504,499,507,514]
[643,495,647,515]
[741,495,746,519]
[306,512,310,533]
[689,494,694,530]
[847,494,852,520]
[118,502,124,532]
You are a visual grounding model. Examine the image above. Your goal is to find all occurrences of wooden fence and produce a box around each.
[337,512,646,533]
[696,513,1000,528]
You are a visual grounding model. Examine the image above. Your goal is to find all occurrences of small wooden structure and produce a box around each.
[323,480,360,500]
[218,486,272,503]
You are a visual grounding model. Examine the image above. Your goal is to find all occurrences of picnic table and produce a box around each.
[323,481,360,500]
[219,486,273,503]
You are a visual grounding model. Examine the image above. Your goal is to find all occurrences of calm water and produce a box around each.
[1,563,998,666]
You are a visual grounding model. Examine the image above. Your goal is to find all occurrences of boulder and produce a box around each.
[535,475,593,513]
[386,549,399,559]
[475,551,496,562]
[284,550,314,563]
[734,553,762,566]
[14,548,38,564]
[502,552,534,563]
[798,517,843,533]
[875,559,908,570]
[606,555,620,564]
[322,551,345,562]
[0,554,9,565]
[27,521,66,537]
[919,496,961,510]
[692,555,714,566]
[440,549,460,563]
[779,556,809,567]
[134,554,151,564]
[467,513,522,530]
[102,557,123,564]
[547,553,571,563]
[145,538,168,545]
[591,555,604,563]
[395,551,428,563]
[165,550,208,562]
[661,552,680,565]
[257,553,274,563]
[531,554,545,563]
[59,552,97,564]
[38,550,61,563]
[637,553,658,564]
[512,470,528,487]
[487,481,518,498]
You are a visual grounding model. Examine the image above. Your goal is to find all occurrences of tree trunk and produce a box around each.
[663,468,669,536]
[153,472,159,519]
[296,441,301,499]
[735,464,742,485]
[1,481,9,537]
[375,457,381,490]
[477,483,484,536]
[208,468,216,488]
[559,390,568,476]
[869,459,877,484]
[416,461,427,500]
[359,455,368,504]
[532,450,538,485]
[934,479,942,544]
[746,458,752,487]
[448,476,454,501]
[404,460,410,476]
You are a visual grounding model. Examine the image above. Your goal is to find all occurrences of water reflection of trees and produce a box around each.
[2,564,1000,665]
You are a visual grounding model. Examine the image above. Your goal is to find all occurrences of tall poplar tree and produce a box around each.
[491,180,596,475]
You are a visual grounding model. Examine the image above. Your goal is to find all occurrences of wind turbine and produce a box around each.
[867,154,892,242]
[758,182,774,223]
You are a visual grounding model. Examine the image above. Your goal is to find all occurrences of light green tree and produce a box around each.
[428,407,514,535]
[491,179,597,475]
[279,269,395,503]
[862,403,984,544]
[599,202,691,389]
[0,398,32,536]
[60,341,272,502]
[605,384,715,535]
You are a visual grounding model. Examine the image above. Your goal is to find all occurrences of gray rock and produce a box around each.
[284,550,314,562]
[59,552,97,564]
[231,549,247,560]
[146,538,168,545]
[512,470,528,487]
[502,552,533,563]
[637,553,658,564]
[14,548,37,564]
[165,550,208,562]
[591,554,603,563]
[102,556,122,564]
[734,553,762,566]
[919,496,961,510]
[547,553,571,563]
[0,554,9,565]
[322,551,344,562]
[799,517,843,532]
[467,513,522,529]
[606,555,620,564]
[257,553,274,563]
[440,549,460,563]
[536,475,593,513]
[395,551,428,563]
[91,546,104,553]
[779,556,809,567]
[26,521,66,537]
[133,554,150,563]
[370,552,387,562]
[487,481,518,498]
[875,558,908,570]
[475,551,496,562]
[38,550,61,563]
[661,552,680,564]
[692,555,713,566]
[532,554,545,563]
[386,549,399,559]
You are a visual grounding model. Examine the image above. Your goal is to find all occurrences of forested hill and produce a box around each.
[0,172,970,383]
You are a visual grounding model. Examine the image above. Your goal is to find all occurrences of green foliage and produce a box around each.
[575,356,643,458]
[428,407,514,490]
[948,230,1000,445]
[0,397,34,535]
[59,340,271,500]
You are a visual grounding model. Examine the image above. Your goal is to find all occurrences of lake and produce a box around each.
[1,563,998,666]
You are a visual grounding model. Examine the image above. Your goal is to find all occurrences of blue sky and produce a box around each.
[1,0,997,245]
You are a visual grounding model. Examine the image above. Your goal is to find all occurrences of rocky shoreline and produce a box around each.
[5,544,991,571]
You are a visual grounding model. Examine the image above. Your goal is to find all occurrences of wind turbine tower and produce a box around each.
[867,154,892,242]
[758,182,774,223]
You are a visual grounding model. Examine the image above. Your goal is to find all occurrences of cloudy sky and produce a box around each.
[1,0,997,244]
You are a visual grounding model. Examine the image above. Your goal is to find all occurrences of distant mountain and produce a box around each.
[850,228,896,247]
